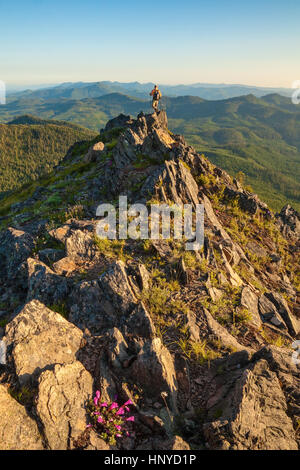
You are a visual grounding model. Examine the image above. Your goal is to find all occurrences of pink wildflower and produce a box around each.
[97,416,104,424]
[109,402,118,410]
[126,416,135,422]
[100,402,108,407]
[116,407,124,415]
[115,425,122,431]
[116,434,122,438]
[93,390,101,406]
[124,399,133,406]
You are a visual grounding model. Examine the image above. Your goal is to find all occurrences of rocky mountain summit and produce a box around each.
[0,110,299,450]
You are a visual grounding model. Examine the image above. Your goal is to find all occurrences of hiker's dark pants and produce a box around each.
[152,100,159,111]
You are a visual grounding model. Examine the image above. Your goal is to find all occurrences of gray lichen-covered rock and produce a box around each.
[0,227,34,282]
[252,345,300,444]
[36,361,93,450]
[106,327,130,369]
[52,256,77,275]
[86,430,112,450]
[38,248,65,265]
[99,260,137,315]
[258,294,286,329]
[276,204,300,239]
[104,113,133,132]
[123,303,156,339]
[265,292,300,336]
[204,308,251,352]
[240,286,262,328]
[131,337,178,411]
[154,435,191,450]
[26,258,69,305]
[69,279,117,334]
[203,357,298,450]
[5,300,83,385]
[0,384,43,450]
[65,229,96,260]
[158,160,199,207]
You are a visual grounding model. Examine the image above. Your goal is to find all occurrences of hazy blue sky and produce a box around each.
[0,0,299,87]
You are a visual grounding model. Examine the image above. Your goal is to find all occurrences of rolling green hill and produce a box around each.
[1,92,300,211]
[0,118,97,192]
[166,94,300,211]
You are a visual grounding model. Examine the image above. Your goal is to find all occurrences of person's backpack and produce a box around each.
[153,89,161,101]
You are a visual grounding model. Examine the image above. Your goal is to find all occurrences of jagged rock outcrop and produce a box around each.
[224,184,272,218]
[69,260,155,339]
[276,204,300,239]
[103,113,133,132]
[253,345,300,441]
[203,349,299,450]
[0,110,299,450]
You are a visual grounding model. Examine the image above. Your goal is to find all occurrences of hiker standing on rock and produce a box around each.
[150,84,162,112]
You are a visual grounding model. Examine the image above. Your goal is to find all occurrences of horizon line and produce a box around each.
[6,80,293,91]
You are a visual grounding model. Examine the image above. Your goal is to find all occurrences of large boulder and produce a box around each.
[36,361,93,450]
[5,300,83,385]
[0,384,43,450]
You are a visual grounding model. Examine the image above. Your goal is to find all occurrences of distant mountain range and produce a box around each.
[6,80,293,101]
[0,83,299,211]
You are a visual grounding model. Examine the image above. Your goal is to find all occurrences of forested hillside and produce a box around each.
[0,119,97,192]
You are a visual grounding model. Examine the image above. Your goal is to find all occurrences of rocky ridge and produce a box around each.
[0,110,299,450]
